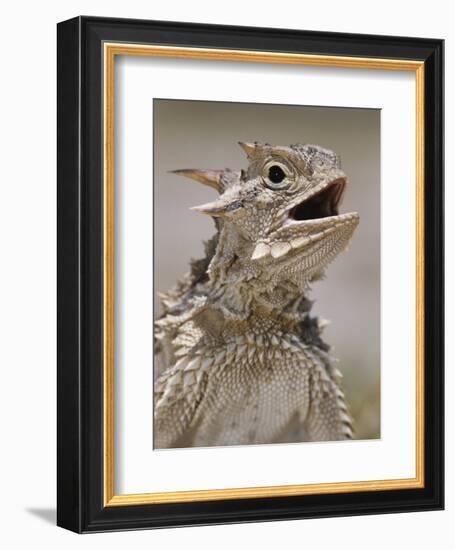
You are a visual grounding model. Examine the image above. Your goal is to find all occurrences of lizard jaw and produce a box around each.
[250,213,359,260]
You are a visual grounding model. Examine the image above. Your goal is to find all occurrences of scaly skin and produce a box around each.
[154,142,359,448]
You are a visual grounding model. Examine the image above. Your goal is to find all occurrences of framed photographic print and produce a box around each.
[57,16,444,533]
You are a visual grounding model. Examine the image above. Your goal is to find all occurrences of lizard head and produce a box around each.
[173,141,359,293]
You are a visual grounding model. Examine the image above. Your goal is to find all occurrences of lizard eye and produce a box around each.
[268,165,286,184]
[263,161,292,190]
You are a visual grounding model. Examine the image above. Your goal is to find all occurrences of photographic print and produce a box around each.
[153,99,380,449]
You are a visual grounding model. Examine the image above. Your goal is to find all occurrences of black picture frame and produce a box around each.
[57,16,444,533]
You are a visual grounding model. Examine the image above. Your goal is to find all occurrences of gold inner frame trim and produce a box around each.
[103,43,425,507]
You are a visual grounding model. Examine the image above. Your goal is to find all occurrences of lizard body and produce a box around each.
[154,142,359,448]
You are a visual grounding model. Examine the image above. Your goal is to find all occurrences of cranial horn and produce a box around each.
[190,199,228,217]
[170,169,224,193]
[238,141,260,158]
[191,198,242,217]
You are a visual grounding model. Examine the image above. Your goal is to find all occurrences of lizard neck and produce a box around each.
[193,281,317,347]
[204,223,321,320]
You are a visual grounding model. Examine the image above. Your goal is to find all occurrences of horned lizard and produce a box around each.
[154,141,359,448]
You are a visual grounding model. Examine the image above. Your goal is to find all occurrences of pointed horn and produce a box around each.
[238,141,259,158]
[191,198,242,218]
[190,200,228,217]
[170,169,224,192]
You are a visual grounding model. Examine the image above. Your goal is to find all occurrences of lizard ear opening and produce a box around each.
[171,169,224,193]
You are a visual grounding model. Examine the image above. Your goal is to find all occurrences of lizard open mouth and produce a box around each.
[289,178,346,221]
[251,179,358,262]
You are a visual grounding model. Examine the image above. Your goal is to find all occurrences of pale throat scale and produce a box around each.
[154,141,359,448]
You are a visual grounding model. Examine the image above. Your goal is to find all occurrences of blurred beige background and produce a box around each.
[154,99,380,440]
